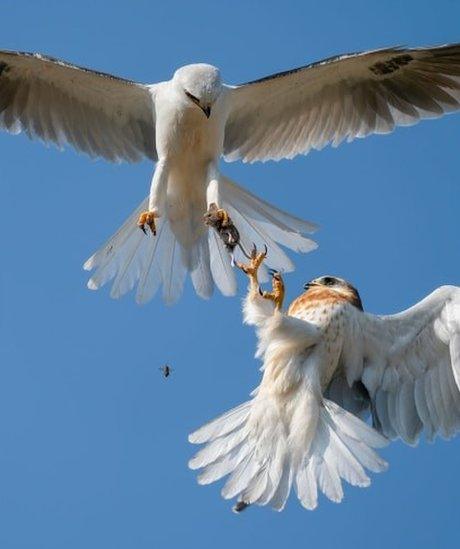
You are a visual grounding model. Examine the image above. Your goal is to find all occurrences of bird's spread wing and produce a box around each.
[336,286,460,444]
[0,50,157,162]
[224,44,460,163]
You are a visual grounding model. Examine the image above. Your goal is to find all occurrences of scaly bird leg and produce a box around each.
[261,269,285,311]
[236,244,268,294]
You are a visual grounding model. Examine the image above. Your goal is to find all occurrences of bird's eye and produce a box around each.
[322,277,335,286]
[185,90,199,103]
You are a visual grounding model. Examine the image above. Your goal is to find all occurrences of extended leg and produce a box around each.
[206,167,220,210]
[204,169,251,262]
[138,160,169,235]
[204,202,241,261]
[236,245,267,294]
[237,247,285,311]
[205,168,233,234]
[261,269,285,311]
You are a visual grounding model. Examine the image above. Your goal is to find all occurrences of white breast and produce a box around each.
[291,302,347,388]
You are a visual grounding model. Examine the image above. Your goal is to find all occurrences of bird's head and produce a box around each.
[303,276,363,310]
[173,63,222,119]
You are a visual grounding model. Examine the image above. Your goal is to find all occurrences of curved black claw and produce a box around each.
[238,242,252,260]
[268,268,279,276]
[139,225,147,235]
[250,243,268,258]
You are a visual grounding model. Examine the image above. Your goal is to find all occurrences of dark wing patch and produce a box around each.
[238,47,402,86]
[224,43,460,164]
[369,54,413,76]
[0,61,9,77]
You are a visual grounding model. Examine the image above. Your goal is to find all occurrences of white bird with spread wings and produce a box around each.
[1,44,460,303]
[189,249,460,512]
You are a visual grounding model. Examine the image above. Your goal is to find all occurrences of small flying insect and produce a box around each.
[159,364,173,378]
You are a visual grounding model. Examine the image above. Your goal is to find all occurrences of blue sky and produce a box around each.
[0,1,459,548]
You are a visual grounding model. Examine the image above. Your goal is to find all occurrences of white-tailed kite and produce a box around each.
[189,248,460,512]
[0,44,459,303]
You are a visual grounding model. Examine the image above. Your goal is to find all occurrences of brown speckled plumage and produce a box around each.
[286,281,363,386]
[288,285,362,317]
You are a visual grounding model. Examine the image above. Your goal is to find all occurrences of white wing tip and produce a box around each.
[87,278,99,291]
[188,431,202,445]
[83,257,95,271]
[298,239,319,253]
[135,294,150,306]
[188,456,200,470]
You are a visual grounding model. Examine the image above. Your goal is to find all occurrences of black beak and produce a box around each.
[304,281,317,290]
[201,105,211,119]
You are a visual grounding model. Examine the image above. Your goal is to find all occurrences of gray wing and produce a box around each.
[224,44,460,163]
[0,50,157,162]
[334,286,460,445]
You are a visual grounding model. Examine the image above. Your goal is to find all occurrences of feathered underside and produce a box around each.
[224,43,460,163]
[0,49,157,162]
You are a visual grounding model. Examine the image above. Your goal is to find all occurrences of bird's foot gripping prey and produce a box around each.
[1,45,460,303]
[189,263,460,512]
[204,203,251,265]
[260,270,285,311]
[84,173,317,305]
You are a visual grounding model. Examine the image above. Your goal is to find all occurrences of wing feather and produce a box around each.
[224,44,460,163]
[336,286,460,444]
[0,50,156,162]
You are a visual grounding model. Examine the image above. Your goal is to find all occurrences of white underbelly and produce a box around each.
[154,97,227,247]
[164,158,209,249]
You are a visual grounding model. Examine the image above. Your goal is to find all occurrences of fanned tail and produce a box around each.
[189,396,388,512]
[83,175,317,303]
[84,198,187,305]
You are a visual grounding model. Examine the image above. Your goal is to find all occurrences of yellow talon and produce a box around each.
[237,246,284,310]
[137,211,159,236]
[236,244,267,289]
[261,271,285,311]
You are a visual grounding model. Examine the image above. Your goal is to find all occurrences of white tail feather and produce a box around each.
[189,396,388,511]
[84,175,317,303]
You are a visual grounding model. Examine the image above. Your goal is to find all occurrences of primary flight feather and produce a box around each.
[0,44,459,303]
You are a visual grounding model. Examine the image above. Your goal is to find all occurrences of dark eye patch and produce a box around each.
[184,90,200,103]
[322,277,335,286]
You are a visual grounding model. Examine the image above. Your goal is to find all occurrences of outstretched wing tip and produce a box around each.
[0,49,157,163]
[224,42,460,164]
